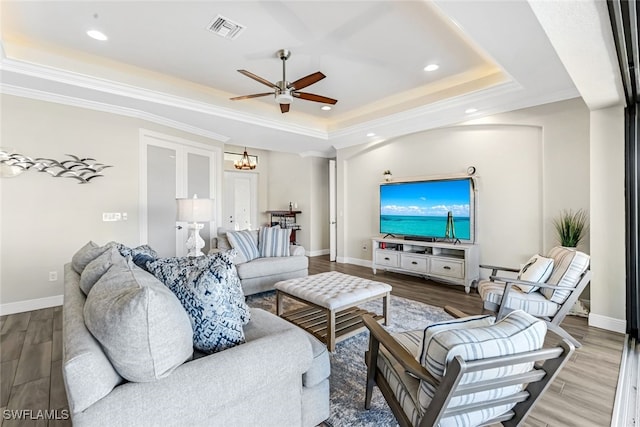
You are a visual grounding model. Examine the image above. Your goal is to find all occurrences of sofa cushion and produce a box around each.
[83,255,193,382]
[542,246,590,304]
[147,250,251,353]
[259,226,291,257]
[227,230,260,262]
[516,254,554,293]
[79,246,122,295]
[71,241,114,274]
[417,310,546,426]
[62,264,124,414]
[235,255,309,280]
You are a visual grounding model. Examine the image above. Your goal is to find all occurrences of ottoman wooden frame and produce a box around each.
[275,272,392,352]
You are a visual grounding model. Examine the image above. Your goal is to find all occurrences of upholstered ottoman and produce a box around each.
[275,271,392,351]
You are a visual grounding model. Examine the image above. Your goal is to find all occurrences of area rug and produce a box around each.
[246,292,453,427]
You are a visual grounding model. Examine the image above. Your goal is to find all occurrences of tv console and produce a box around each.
[371,237,480,293]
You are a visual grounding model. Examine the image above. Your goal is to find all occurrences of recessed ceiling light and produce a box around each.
[423,64,439,72]
[321,105,332,111]
[87,30,108,41]
[367,132,376,137]
[465,108,478,114]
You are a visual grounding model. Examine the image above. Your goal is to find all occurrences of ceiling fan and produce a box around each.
[230,49,338,113]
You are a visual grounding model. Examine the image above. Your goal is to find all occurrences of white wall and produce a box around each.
[338,125,544,268]
[589,105,626,331]
[336,97,628,330]
[0,94,224,311]
[267,152,329,254]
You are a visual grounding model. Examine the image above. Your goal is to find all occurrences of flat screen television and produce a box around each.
[379,177,476,243]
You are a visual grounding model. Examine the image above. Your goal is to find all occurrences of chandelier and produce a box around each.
[234,148,256,170]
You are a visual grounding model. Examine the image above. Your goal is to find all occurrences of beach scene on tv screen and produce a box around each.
[380,179,471,239]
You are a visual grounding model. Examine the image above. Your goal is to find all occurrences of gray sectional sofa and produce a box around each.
[62,249,329,426]
[213,229,309,295]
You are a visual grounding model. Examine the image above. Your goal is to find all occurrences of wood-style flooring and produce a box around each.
[0,255,625,426]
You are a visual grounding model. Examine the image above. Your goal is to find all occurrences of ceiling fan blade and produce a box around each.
[293,92,338,105]
[280,103,290,113]
[230,92,273,101]
[237,70,279,89]
[289,72,326,90]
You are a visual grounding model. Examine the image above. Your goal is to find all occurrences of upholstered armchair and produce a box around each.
[363,307,574,427]
[477,246,591,348]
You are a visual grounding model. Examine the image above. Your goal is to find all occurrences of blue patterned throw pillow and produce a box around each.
[116,243,158,272]
[146,250,251,354]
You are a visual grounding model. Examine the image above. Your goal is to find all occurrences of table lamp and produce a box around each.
[176,194,214,257]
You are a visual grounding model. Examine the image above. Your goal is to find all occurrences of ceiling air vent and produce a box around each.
[207,15,246,40]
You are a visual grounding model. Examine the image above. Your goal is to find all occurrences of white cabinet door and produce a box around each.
[140,130,219,258]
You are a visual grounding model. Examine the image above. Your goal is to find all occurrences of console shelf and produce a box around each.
[371,237,480,293]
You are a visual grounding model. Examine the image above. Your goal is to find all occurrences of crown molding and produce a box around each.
[0,83,232,143]
[1,50,580,151]
[0,55,329,141]
[330,82,580,150]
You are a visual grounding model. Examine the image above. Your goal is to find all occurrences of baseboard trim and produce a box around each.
[588,313,626,333]
[0,295,64,315]
[336,257,372,268]
[307,249,330,257]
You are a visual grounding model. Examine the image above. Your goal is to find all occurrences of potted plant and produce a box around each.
[553,209,589,248]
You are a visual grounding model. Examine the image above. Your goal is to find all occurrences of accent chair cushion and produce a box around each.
[146,250,251,354]
[541,246,590,304]
[259,226,291,257]
[417,310,547,426]
[516,254,554,293]
[226,230,260,262]
[478,279,560,317]
[83,255,193,382]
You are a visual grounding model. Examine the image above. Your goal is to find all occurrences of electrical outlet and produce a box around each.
[362,241,368,251]
[48,271,58,282]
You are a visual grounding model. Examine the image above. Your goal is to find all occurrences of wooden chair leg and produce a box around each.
[364,334,380,409]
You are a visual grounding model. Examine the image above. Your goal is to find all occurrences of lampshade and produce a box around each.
[176,195,214,223]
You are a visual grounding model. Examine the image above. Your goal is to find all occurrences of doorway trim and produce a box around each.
[139,129,222,247]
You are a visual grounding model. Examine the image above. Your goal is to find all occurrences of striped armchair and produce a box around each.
[477,246,591,348]
[363,308,574,427]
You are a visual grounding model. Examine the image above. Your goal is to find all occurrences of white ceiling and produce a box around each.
[0,1,623,157]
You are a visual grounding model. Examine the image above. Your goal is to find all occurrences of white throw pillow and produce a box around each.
[516,254,554,293]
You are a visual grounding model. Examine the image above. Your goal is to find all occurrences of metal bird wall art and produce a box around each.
[0,150,113,184]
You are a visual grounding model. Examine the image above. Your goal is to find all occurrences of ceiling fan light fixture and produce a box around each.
[275,92,293,104]
[321,105,332,111]
[424,64,439,72]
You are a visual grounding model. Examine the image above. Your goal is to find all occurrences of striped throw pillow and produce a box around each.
[259,226,291,257]
[226,230,259,262]
[417,310,546,426]
[542,246,590,303]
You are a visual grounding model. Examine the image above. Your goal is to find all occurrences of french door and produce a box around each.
[139,130,220,257]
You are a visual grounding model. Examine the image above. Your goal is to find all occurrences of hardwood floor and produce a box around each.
[0,255,624,426]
